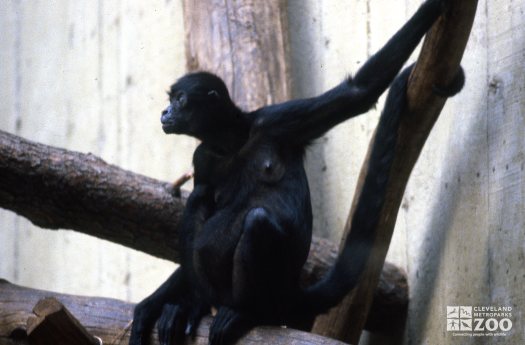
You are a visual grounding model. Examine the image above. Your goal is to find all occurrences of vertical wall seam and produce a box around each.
[484,0,493,302]
[223,0,236,99]
[13,0,23,283]
[116,0,124,166]
[366,0,371,58]
[14,1,22,133]
[97,0,105,290]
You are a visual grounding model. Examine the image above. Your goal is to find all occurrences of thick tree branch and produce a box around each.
[312,1,478,343]
[0,130,185,261]
[0,280,347,345]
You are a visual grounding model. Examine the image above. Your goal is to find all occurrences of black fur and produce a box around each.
[130,1,462,344]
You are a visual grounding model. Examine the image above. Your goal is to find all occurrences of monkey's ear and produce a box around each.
[208,90,220,99]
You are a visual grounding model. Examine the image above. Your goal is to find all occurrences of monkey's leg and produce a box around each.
[207,207,292,345]
[154,186,214,345]
[234,207,293,309]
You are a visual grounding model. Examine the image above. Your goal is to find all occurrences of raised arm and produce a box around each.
[252,0,445,144]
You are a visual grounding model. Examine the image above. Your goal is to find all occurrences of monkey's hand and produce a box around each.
[130,296,161,345]
[130,270,188,345]
[157,301,210,344]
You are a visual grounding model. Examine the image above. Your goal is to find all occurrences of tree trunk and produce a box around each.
[183,0,291,111]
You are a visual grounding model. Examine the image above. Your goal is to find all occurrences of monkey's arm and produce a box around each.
[252,0,445,144]
[130,184,214,345]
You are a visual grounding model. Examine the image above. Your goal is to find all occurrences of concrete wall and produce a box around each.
[0,0,192,302]
[1,0,524,344]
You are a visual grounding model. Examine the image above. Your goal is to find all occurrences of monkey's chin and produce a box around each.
[162,124,179,134]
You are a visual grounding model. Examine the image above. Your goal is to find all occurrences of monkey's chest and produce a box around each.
[192,147,291,302]
[212,145,286,207]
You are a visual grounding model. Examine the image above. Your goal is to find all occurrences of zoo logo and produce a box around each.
[446,306,513,333]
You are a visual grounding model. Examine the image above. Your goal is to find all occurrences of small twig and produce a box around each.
[109,320,133,345]
[172,170,194,196]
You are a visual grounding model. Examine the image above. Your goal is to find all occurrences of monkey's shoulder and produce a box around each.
[192,144,228,184]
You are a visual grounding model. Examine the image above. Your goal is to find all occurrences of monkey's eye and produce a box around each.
[172,91,188,108]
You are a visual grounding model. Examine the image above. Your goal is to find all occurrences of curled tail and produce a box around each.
[300,65,414,315]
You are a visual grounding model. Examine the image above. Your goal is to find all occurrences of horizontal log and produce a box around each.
[0,129,406,333]
[0,130,185,261]
[0,279,347,345]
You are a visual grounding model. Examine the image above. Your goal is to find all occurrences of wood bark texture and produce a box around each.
[0,279,348,345]
[0,130,186,262]
[312,1,479,343]
[183,0,291,110]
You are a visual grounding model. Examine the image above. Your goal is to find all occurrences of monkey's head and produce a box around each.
[161,72,237,141]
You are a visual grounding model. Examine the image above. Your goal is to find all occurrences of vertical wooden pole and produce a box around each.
[182,0,291,110]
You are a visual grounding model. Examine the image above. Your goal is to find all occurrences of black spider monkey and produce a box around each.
[130,1,464,344]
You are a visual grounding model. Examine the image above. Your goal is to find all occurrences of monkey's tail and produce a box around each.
[299,65,414,316]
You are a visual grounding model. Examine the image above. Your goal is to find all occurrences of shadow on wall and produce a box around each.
[407,87,492,345]
[287,0,333,240]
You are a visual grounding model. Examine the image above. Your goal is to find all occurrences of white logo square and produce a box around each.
[447,319,460,331]
[447,306,459,318]
[460,306,472,318]
[459,318,472,331]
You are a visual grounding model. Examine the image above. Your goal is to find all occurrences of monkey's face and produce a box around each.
[161,90,190,134]
[161,72,234,140]
[161,89,222,139]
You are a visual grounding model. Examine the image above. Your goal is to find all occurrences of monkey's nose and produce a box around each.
[160,113,169,124]
[161,106,172,123]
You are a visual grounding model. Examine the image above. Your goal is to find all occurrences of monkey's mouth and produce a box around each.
[160,115,178,133]
[162,123,178,134]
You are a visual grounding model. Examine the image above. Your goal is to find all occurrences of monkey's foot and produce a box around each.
[432,66,465,97]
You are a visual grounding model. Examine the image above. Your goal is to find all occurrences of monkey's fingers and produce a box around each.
[157,304,188,345]
[185,303,210,338]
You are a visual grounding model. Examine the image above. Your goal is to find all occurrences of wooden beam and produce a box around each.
[312,1,479,343]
